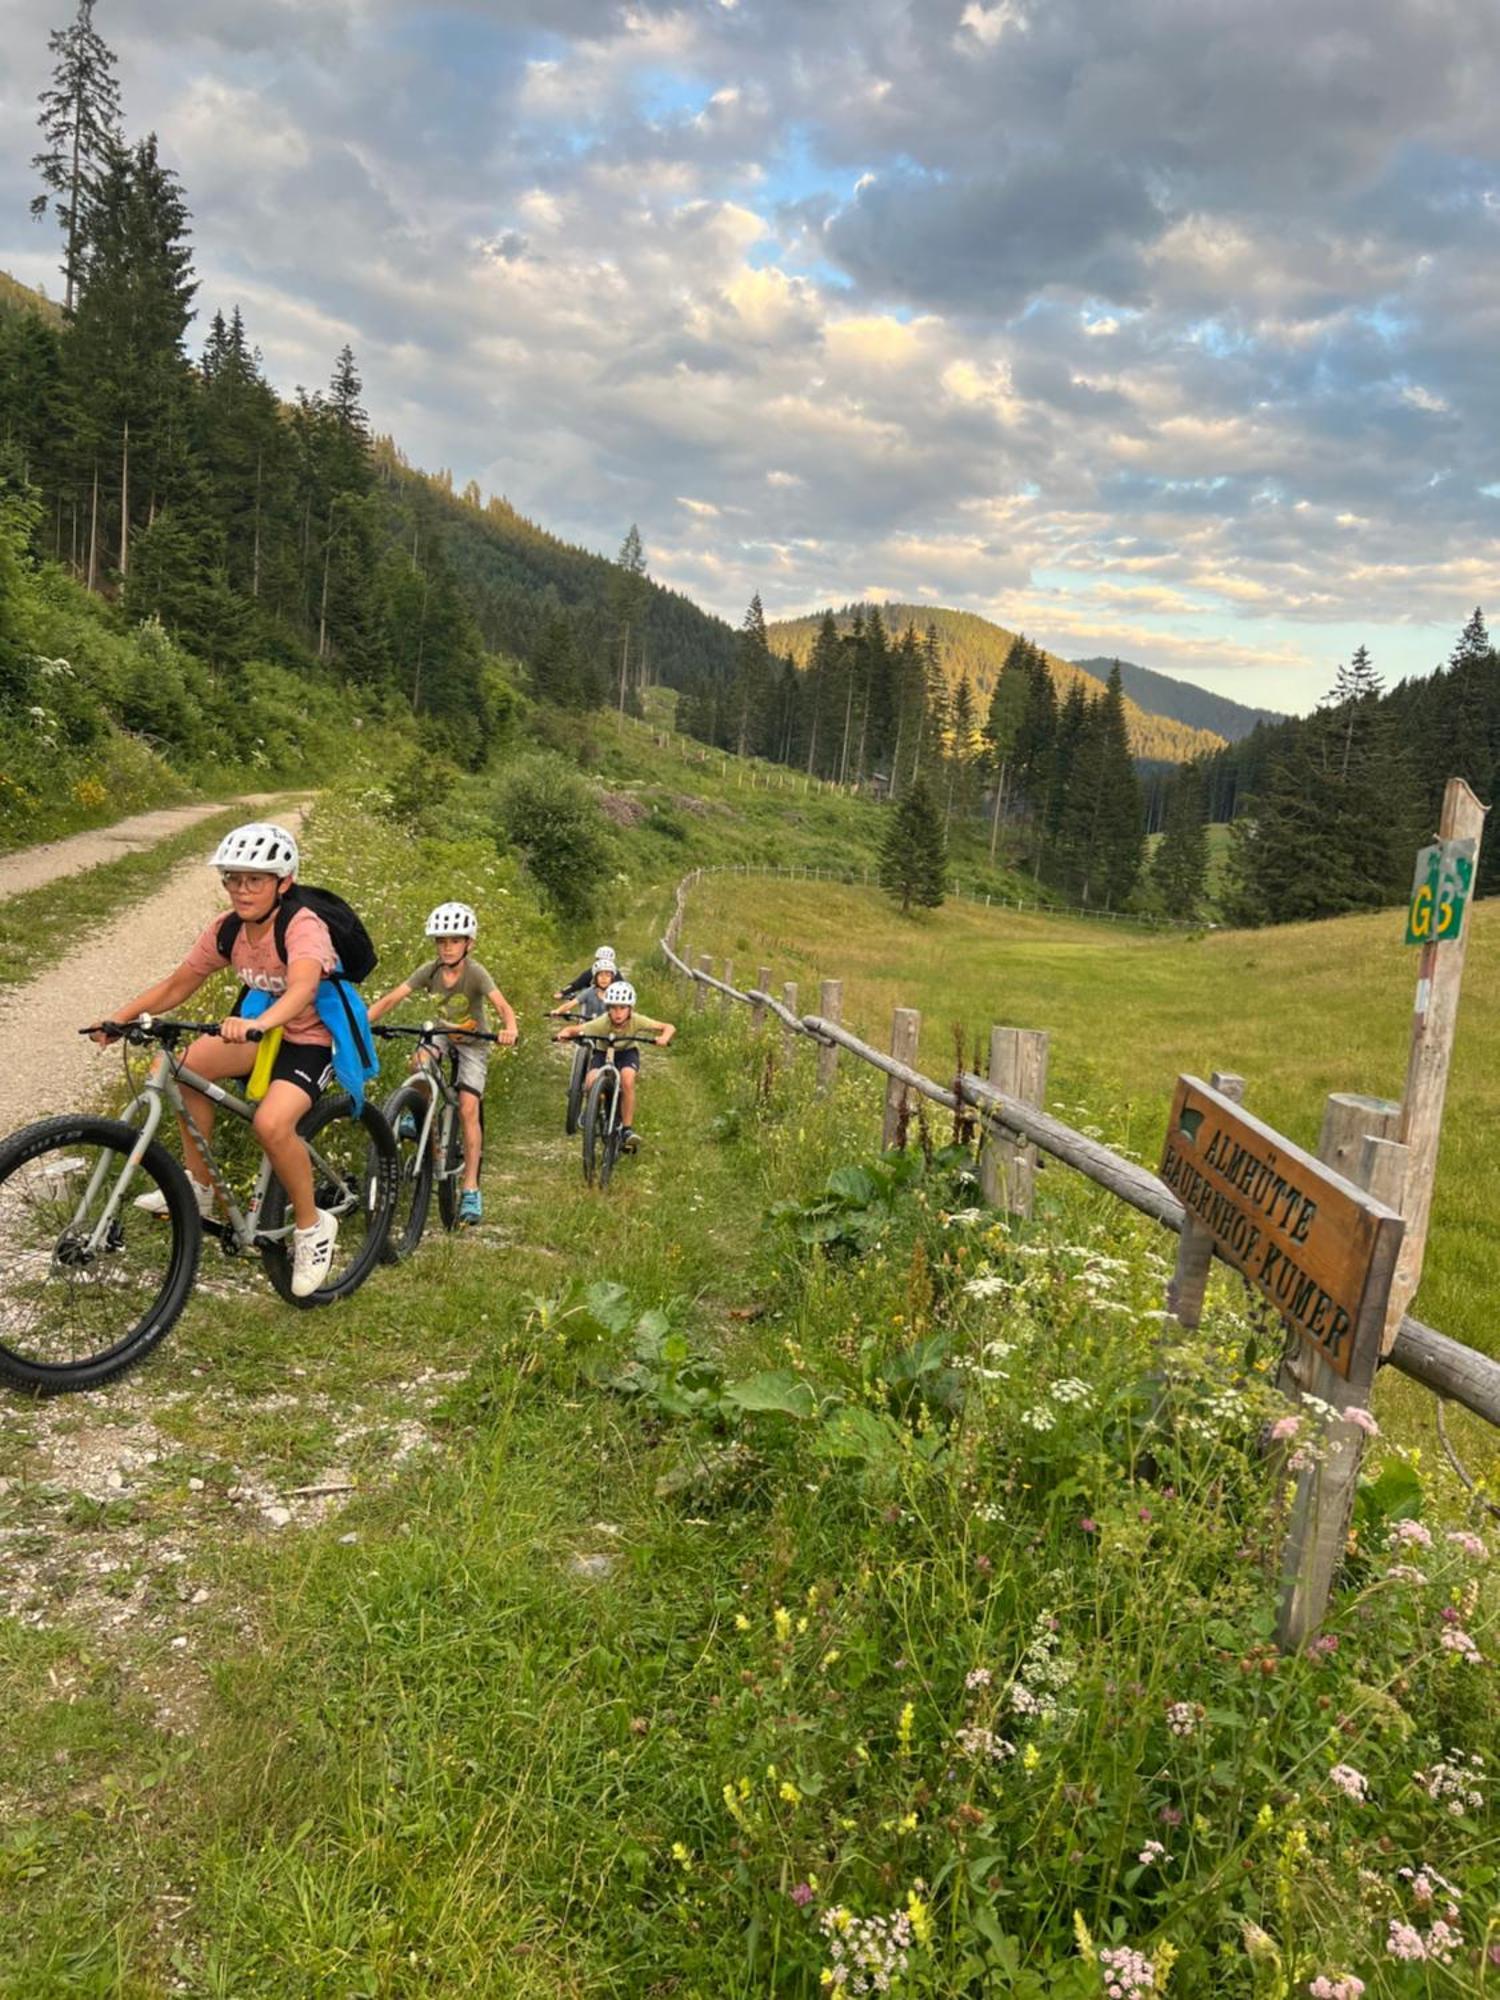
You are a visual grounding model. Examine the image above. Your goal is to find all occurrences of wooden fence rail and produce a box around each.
[659,935,1500,1433]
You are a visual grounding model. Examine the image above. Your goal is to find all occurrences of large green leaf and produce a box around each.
[722,1370,817,1420]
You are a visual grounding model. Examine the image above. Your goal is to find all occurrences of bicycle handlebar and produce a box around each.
[82,1017,265,1045]
[371,1022,508,1045]
[551,1032,665,1048]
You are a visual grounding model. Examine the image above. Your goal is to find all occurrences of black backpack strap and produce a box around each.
[271,885,305,966]
[216,911,242,960]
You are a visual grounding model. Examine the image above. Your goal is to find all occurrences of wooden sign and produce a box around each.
[1159,1077,1404,1387]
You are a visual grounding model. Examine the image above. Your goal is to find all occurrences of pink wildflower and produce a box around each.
[1269,1414,1300,1443]
[964,1666,993,1692]
[1308,1978,1365,2000]
[1329,1764,1369,1804]
[791,1882,815,1907]
[1137,1839,1170,1866]
[1165,1701,1199,1738]
[1386,1921,1427,1961]
[1099,1944,1155,1998]
[1439,1626,1484,1664]
[1387,1519,1432,1551]
[1340,1405,1379,1435]
[1446,1530,1488,1560]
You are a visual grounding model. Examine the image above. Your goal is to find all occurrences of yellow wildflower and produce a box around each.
[734,1612,751,1632]
[670,1842,693,1873]
[797,1616,809,1635]
[898,1811,918,1832]
[1073,1911,1096,1964]
[1022,1743,1041,1772]
[906,1888,933,1949]
[1154,1940,1178,1988]
[774,1605,792,1643]
[1255,1803,1274,1830]
[821,1649,840,1670]
[897,1702,915,1756]
[779,1781,801,1805]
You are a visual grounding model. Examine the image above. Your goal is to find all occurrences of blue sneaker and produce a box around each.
[457,1189,483,1225]
[396,1111,419,1142]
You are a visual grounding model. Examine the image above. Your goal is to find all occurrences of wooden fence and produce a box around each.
[658,886,1500,1643]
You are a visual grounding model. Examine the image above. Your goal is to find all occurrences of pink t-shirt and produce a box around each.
[183,908,337,1045]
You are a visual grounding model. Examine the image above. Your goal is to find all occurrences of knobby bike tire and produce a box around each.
[565,1044,589,1136]
[0,1114,201,1394]
[581,1069,615,1187]
[597,1118,623,1192]
[436,1094,482,1230]
[380,1081,436,1263]
[261,1094,397,1308]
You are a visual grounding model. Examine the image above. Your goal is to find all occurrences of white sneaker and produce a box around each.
[135,1178,214,1219]
[290,1210,339,1298]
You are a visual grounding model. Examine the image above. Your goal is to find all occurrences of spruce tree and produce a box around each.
[1152,761,1210,915]
[1094,665,1144,907]
[804,610,838,776]
[610,523,648,716]
[879,774,948,915]
[31,0,122,314]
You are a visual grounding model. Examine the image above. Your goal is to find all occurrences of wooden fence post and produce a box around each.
[1166,1071,1245,1328]
[782,982,799,1057]
[694,955,711,1012]
[882,1008,921,1151]
[1277,1105,1409,1650]
[979,1027,1050,1214]
[750,967,771,1032]
[817,980,842,1094]
[721,958,734,1012]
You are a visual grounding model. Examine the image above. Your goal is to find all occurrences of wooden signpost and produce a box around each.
[1160,1076,1405,1645]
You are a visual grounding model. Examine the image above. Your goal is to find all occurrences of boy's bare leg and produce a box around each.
[620,1068,638,1126]
[459,1093,483,1191]
[176,1037,257,1188]
[251,1079,317,1229]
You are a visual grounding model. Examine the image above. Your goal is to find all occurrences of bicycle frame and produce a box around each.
[401,1055,464,1188]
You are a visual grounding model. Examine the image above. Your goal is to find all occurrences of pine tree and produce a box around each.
[610,523,648,717]
[804,610,838,776]
[31,0,122,314]
[1094,665,1144,907]
[879,774,948,915]
[983,634,1031,858]
[732,591,771,757]
[1152,761,1209,915]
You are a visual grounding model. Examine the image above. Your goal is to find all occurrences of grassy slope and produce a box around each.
[768,604,1225,764]
[3,743,1497,1995]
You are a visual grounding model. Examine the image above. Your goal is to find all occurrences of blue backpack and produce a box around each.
[221,888,380,1112]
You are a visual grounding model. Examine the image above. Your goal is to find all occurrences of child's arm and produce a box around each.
[367,980,414,1025]
[550,995,582,1018]
[485,986,518,1046]
[654,1019,676,1047]
[221,958,320,1042]
[93,962,207,1039]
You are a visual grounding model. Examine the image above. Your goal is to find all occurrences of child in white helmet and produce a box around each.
[88,821,340,1298]
[555,978,674,1151]
[549,945,623,1025]
[366,902,517,1224]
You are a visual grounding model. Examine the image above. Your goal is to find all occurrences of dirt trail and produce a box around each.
[0,793,293,903]
[0,802,308,1136]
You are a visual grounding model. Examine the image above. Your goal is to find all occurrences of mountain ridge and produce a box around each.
[1072,655,1280,742]
[768,603,1225,764]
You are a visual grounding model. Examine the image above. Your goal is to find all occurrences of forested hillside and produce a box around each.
[1072,654,1280,741]
[770,603,1224,763]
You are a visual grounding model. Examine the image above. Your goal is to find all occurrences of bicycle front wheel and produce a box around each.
[381,1081,436,1263]
[261,1094,396,1308]
[565,1045,588,1135]
[580,1070,614,1187]
[0,1115,201,1393]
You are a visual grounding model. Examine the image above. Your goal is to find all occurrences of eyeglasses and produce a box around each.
[220,871,276,891]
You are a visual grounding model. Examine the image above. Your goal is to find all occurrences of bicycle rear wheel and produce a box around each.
[580,1070,615,1187]
[436,1095,483,1230]
[565,1045,588,1135]
[0,1115,201,1393]
[380,1081,436,1263]
[261,1095,396,1308]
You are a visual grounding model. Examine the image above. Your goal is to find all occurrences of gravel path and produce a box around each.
[0,793,292,903]
[0,803,307,1136]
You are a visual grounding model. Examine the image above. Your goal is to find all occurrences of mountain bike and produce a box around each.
[545,1009,596,1135]
[559,1034,657,1191]
[0,1018,397,1395]
[373,1022,502,1260]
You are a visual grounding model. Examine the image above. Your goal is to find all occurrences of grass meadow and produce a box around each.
[2,761,1497,1995]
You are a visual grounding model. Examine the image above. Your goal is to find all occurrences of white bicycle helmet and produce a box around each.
[210,821,299,878]
[603,979,635,1008]
[593,946,618,971]
[426,901,478,938]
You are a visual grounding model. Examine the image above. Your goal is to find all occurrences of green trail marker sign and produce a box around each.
[1405,838,1475,946]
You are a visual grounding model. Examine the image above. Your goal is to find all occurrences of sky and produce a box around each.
[4,0,1499,714]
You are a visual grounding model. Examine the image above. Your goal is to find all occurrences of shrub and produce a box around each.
[492,752,609,922]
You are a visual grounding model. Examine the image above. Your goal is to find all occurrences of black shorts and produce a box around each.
[267,1038,334,1105]
[587,1044,639,1074]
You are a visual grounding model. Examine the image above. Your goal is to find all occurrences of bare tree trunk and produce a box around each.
[118,420,130,580]
[838,672,855,786]
[252,450,263,599]
[412,579,429,710]
[318,502,333,660]
[87,461,99,592]
[805,669,821,775]
[617,626,629,720]
[988,759,1008,861]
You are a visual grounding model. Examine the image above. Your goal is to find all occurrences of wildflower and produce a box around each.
[1386,1920,1427,1961]
[818,1903,914,1993]
[1050,1378,1092,1405]
[1098,1943,1156,1997]
[1425,1918,1461,1963]
[1340,1405,1379,1435]
[1329,1764,1369,1803]
[774,1605,792,1642]
[1269,1414,1301,1443]
[1387,1519,1433,1551]
[964,1666,993,1692]
[1080,1517,1098,1534]
[1384,1563,1428,1586]
[1021,1404,1056,1431]
[1308,1977,1365,1999]
[897,1702,915,1756]
[905,1887,933,1949]
[670,1842,693,1872]
[1022,1743,1041,1772]
[1307,1633,1339,1659]
[1439,1625,1484,1664]
[897,1810,918,1831]
[954,1724,1016,1763]
[1446,1529,1488,1560]
[780,1781,801,1805]
[1413,1750,1485,1813]
[1137,1839,1170,1866]
[1165,1701,1199,1738]
[734,1612,751,1631]
[791,1882,815,1907]
[964,1273,1007,1300]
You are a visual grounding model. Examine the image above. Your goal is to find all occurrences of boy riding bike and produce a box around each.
[88,821,341,1298]
[366,902,517,1224]
[550,947,620,1023]
[553,945,617,1005]
[555,980,674,1152]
